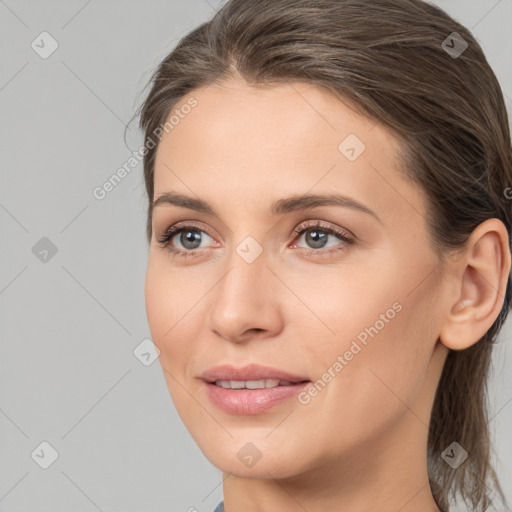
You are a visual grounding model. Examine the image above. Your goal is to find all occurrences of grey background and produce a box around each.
[0,1,511,511]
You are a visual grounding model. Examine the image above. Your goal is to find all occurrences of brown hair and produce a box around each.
[136,0,512,510]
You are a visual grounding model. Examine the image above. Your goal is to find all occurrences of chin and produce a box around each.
[198,438,307,479]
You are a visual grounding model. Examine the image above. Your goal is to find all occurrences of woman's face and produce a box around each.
[145,78,449,479]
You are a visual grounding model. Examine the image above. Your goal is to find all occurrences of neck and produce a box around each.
[221,413,443,512]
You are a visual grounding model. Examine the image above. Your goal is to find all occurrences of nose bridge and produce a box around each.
[218,233,270,304]
[206,232,282,340]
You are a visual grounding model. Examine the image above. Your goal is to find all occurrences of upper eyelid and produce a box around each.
[292,220,354,238]
[165,220,217,239]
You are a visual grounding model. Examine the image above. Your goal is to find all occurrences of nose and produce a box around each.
[206,244,284,343]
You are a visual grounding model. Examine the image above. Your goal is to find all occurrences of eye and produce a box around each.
[290,220,355,256]
[157,220,355,259]
[157,221,215,257]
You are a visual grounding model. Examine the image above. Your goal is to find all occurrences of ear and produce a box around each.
[439,218,511,350]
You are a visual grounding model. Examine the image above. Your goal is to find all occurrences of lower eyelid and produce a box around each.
[291,235,353,255]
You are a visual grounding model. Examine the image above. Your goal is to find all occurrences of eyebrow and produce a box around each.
[152,191,380,221]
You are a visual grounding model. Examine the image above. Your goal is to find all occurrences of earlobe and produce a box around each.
[439,218,511,351]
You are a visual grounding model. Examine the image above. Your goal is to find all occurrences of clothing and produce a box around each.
[213,501,224,512]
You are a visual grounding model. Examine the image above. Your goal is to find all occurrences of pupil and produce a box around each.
[306,229,327,248]
[181,230,201,249]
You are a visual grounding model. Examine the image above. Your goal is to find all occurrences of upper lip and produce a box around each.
[199,363,310,383]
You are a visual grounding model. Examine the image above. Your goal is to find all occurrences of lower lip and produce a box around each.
[202,380,311,415]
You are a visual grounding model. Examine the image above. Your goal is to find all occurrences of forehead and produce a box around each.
[157,78,379,159]
[153,78,427,225]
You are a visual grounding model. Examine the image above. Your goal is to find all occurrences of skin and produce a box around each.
[144,77,511,512]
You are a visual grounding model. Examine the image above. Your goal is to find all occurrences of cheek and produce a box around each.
[144,257,205,374]
[145,264,207,428]
[145,251,202,329]
[298,266,439,440]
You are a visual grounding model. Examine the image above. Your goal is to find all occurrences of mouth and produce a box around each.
[199,363,310,384]
[199,363,311,414]
[211,379,310,389]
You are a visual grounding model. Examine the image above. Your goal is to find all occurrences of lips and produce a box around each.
[199,363,310,384]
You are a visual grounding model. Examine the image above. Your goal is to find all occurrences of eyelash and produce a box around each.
[156,220,355,259]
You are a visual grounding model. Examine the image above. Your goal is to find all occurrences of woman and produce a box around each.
[137,0,512,510]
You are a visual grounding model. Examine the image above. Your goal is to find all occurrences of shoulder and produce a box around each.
[213,500,224,512]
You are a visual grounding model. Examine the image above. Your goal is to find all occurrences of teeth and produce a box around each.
[214,379,294,389]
